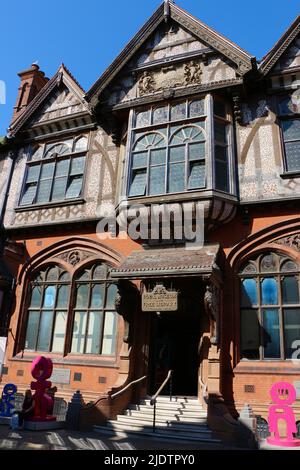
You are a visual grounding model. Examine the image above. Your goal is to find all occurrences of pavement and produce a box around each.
[0,425,226,451]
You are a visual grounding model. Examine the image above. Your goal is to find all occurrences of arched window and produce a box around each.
[24,266,70,353]
[71,264,118,355]
[20,135,88,206]
[239,252,300,360]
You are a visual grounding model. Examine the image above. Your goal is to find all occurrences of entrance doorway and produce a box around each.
[148,305,201,397]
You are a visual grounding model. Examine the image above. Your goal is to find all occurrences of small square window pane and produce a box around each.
[214,101,227,118]
[90,284,105,308]
[37,310,54,351]
[189,143,205,161]
[129,170,147,197]
[136,110,150,128]
[282,276,299,304]
[52,311,67,353]
[26,165,40,183]
[106,284,118,309]
[102,312,117,355]
[153,106,168,124]
[76,284,89,308]
[132,152,147,169]
[215,160,229,192]
[150,149,166,166]
[30,286,42,308]
[241,279,258,307]
[66,176,83,199]
[282,119,300,141]
[43,285,56,308]
[285,141,300,171]
[52,177,67,201]
[188,162,205,189]
[169,146,185,163]
[215,121,227,143]
[284,308,300,359]
[20,184,37,205]
[261,278,278,305]
[168,163,185,193]
[241,309,260,359]
[70,157,85,176]
[36,179,52,203]
[40,162,55,180]
[25,311,39,350]
[171,102,186,121]
[149,166,165,195]
[262,308,280,359]
[71,311,87,353]
[56,286,70,308]
[190,100,205,117]
[56,159,69,177]
[86,312,103,354]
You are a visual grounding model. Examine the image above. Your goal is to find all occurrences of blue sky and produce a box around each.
[0,0,299,135]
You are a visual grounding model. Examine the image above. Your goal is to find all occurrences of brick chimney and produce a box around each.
[11,63,49,123]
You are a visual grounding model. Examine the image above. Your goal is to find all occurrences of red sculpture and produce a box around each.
[29,356,56,422]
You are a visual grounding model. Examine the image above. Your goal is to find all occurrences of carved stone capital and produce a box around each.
[115,281,140,344]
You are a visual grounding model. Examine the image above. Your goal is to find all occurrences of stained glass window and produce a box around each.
[20,136,87,206]
[239,252,300,360]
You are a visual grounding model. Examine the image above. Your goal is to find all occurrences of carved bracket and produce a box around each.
[204,282,221,346]
[115,280,140,344]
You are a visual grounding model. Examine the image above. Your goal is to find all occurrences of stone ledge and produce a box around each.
[24,420,65,431]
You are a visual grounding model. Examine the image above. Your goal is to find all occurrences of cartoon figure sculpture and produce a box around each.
[267,382,300,447]
[29,356,56,422]
[0,384,17,417]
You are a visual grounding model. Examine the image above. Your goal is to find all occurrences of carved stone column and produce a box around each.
[204,280,222,396]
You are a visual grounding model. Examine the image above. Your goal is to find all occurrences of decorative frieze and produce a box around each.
[274,234,300,251]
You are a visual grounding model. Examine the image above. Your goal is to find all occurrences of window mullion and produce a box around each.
[35,283,46,351]
[33,162,43,205]
[278,274,285,360]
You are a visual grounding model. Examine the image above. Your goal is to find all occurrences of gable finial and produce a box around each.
[164,0,174,23]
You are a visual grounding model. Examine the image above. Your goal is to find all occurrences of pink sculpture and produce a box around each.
[267,382,300,447]
[29,356,56,422]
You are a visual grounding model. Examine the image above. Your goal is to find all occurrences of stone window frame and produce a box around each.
[239,251,300,361]
[23,261,118,358]
[18,135,88,208]
[124,94,235,200]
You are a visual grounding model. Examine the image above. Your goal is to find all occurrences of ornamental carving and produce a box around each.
[57,250,93,266]
[115,281,140,344]
[274,234,300,251]
[184,61,202,85]
[138,71,156,96]
[204,283,220,346]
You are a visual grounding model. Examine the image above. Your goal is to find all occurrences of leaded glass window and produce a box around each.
[214,99,230,192]
[239,252,300,360]
[129,98,206,196]
[71,264,118,355]
[24,266,70,353]
[278,95,300,173]
[20,135,88,206]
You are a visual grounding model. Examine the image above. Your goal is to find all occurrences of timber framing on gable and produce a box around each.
[8,64,92,138]
[86,1,255,108]
[260,13,300,76]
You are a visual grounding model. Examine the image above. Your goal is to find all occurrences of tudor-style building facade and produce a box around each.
[1,0,300,438]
